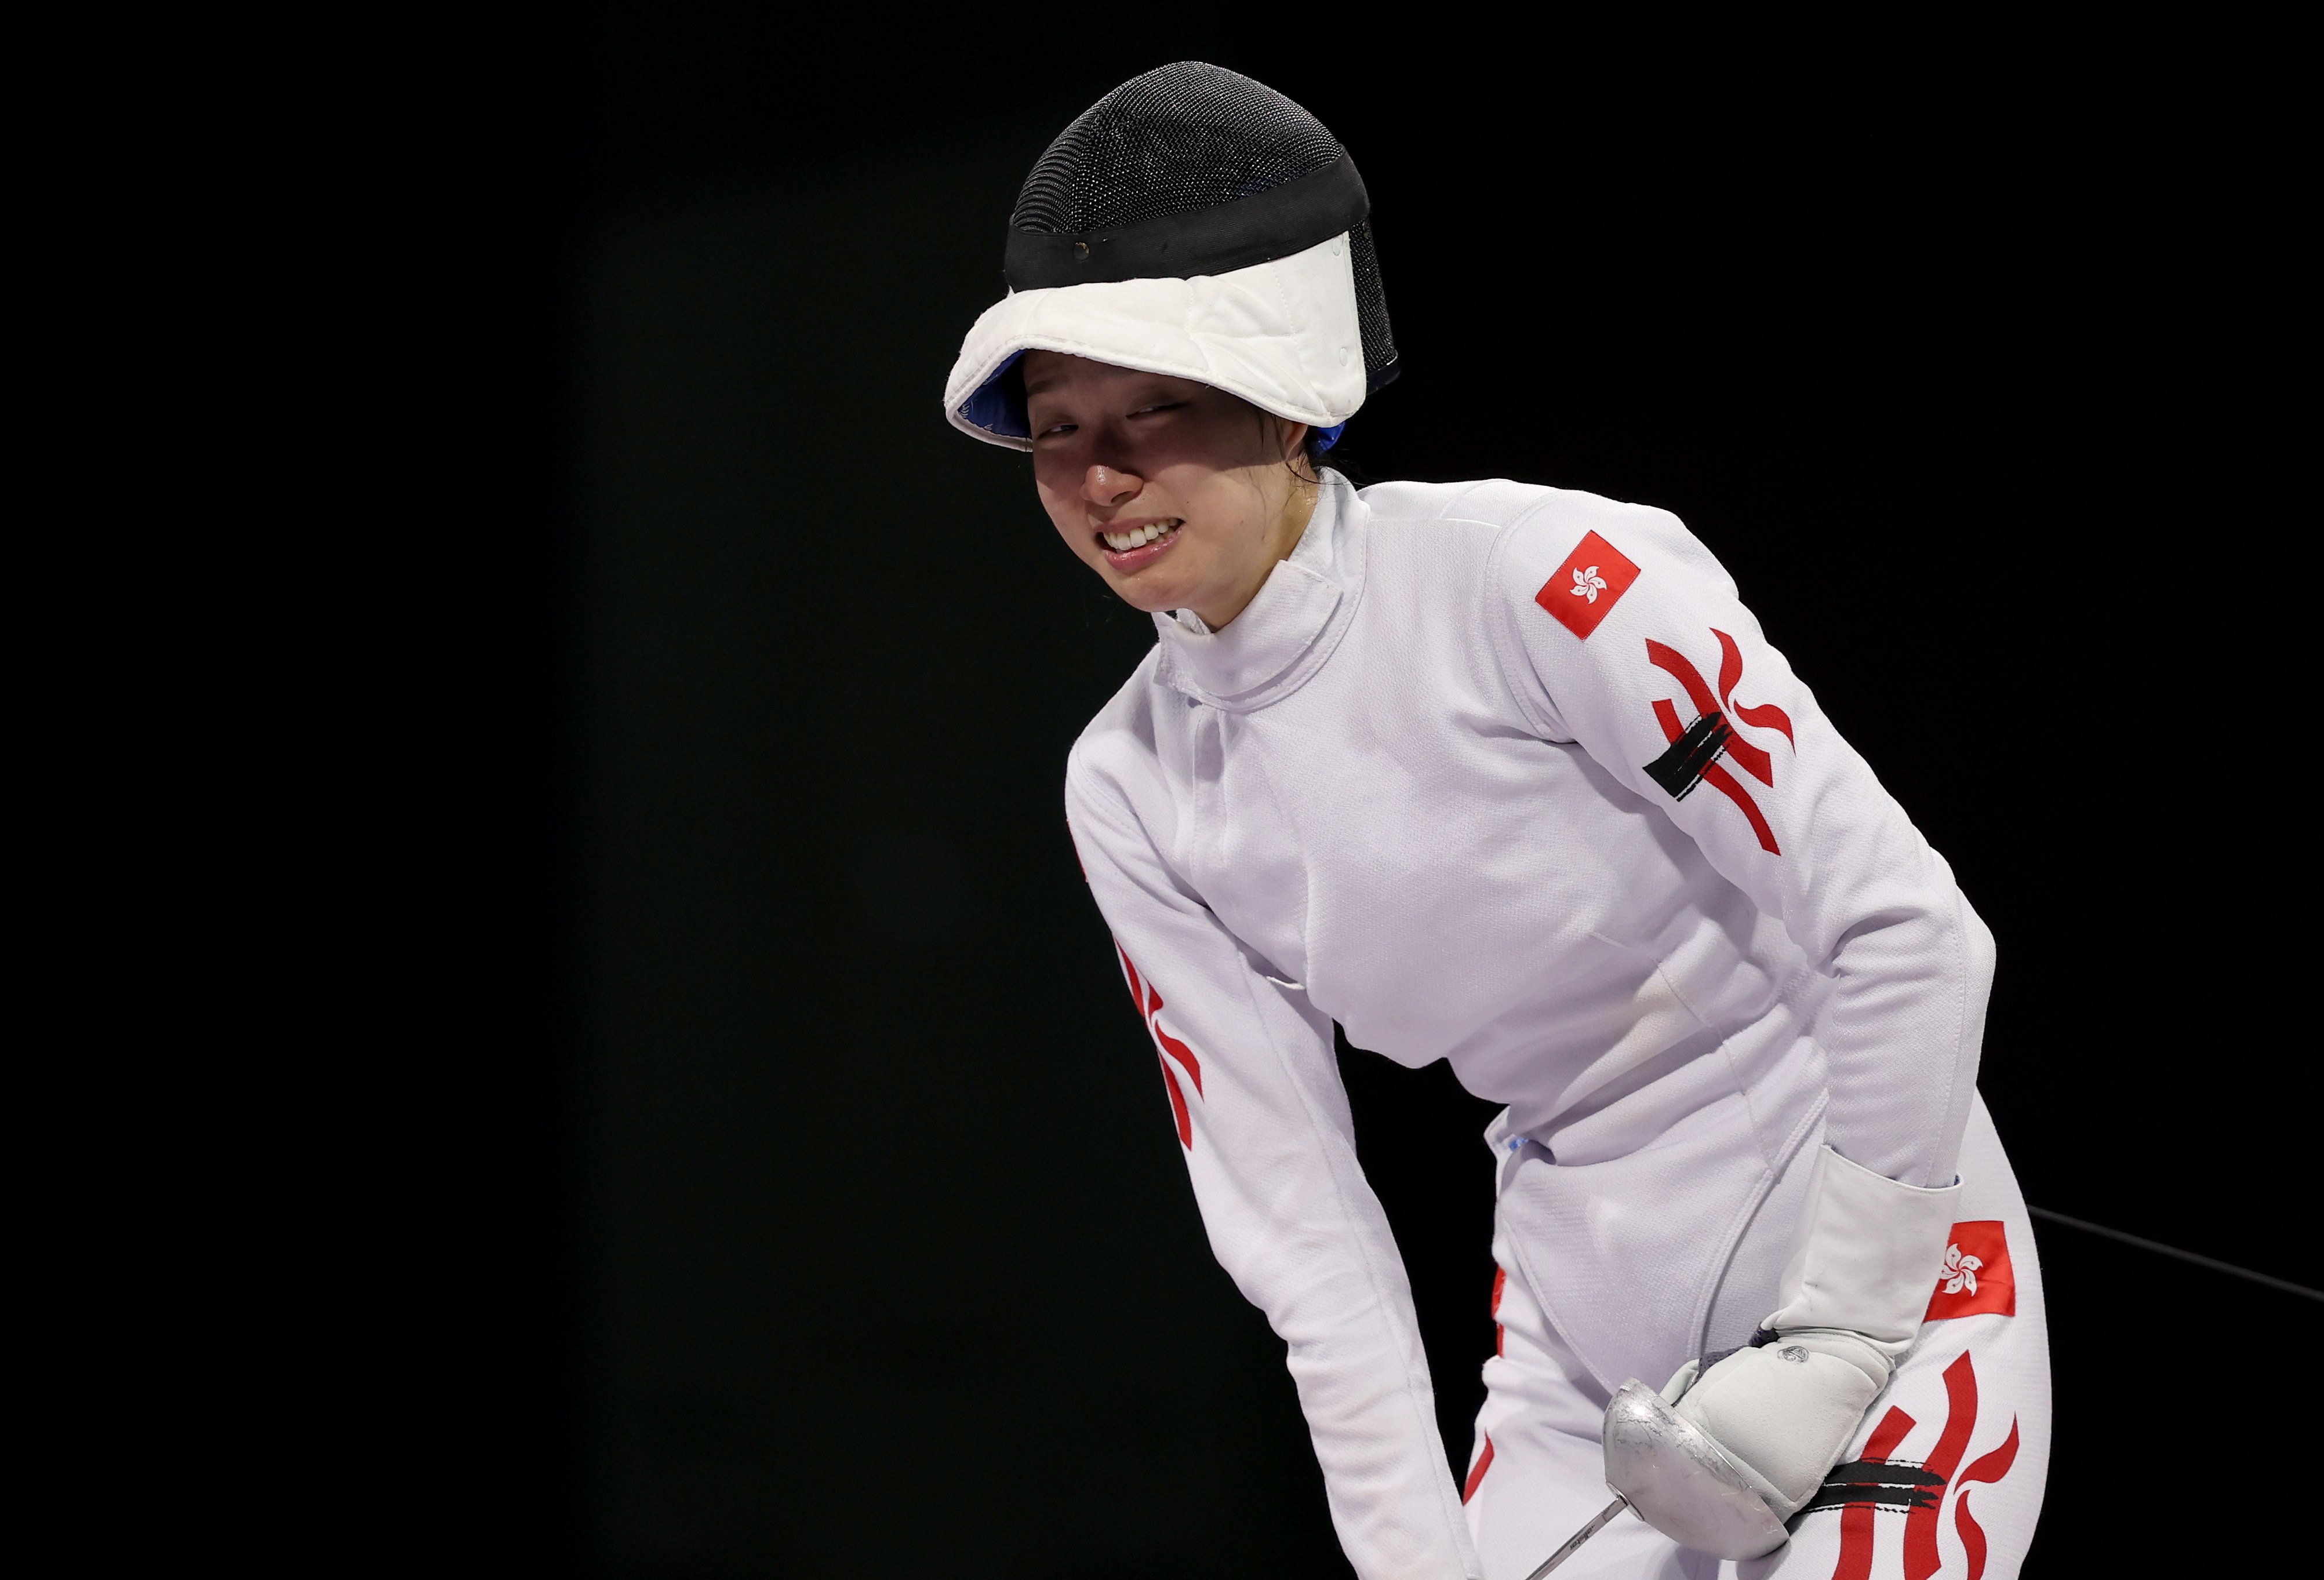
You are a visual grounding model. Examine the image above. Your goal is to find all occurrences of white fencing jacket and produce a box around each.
[1064,472,1995,1580]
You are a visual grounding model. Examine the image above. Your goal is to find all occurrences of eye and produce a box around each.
[1035,421,1078,439]
[1131,401,1185,418]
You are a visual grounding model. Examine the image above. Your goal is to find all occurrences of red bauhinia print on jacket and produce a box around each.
[1116,944,1204,1148]
[1641,628,1796,854]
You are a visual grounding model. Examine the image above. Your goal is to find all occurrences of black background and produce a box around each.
[466,13,2315,1575]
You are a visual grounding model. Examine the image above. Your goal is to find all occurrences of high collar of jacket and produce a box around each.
[1152,470,1367,712]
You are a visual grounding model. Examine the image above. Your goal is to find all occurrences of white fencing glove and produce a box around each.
[1667,1146,1958,1521]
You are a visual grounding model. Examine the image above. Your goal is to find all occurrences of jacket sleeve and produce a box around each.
[1483,497,1993,1189]
[1066,743,1485,1580]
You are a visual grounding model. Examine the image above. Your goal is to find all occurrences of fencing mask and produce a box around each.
[943,61,1396,452]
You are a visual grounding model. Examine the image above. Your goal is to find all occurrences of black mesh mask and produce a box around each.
[1003,62,1398,396]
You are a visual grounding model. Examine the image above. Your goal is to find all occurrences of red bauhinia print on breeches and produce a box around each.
[1824,1350,2022,1580]
[1809,1221,2023,1578]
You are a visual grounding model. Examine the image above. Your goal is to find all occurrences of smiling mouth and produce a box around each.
[1099,518,1182,552]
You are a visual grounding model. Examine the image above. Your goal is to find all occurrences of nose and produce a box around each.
[1082,463,1143,509]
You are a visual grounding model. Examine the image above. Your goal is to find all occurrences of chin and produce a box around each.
[1108,582,1183,616]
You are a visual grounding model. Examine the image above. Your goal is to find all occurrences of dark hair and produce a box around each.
[1303,427,1363,485]
[1267,409,1362,489]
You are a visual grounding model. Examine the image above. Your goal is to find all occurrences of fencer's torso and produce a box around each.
[1064,471,1992,1575]
[1122,476,1824,1158]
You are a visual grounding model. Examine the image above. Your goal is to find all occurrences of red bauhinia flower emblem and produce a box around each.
[1536,530,1642,640]
[1117,944,1204,1148]
[1926,1221,2016,1321]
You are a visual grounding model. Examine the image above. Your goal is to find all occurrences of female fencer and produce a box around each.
[942,61,2049,1580]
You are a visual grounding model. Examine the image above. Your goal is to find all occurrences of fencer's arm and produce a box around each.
[1483,496,1991,1191]
[1065,747,1486,1580]
[1485,497,1980,1528]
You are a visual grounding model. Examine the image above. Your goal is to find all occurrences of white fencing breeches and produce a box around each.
[1461,1101,2051,1580]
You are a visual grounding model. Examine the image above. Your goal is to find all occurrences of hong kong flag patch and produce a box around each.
[1925,1220,2016,1320]
[1536,530,1642,640]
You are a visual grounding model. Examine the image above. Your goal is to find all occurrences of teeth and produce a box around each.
[1103,519,1180,552]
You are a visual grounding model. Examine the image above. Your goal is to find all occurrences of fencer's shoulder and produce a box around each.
[1354,477,1705,568]
[1448,482,1735,605]
[1354,475,1641,528]
[1353,476,1546,541]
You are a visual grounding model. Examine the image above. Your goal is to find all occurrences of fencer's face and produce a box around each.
[1023,351,1314,630]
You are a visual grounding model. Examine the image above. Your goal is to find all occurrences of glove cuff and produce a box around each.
[1761,1145,1958,1363]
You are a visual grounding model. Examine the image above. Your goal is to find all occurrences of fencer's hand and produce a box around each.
[1667,1330,1888,1520]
